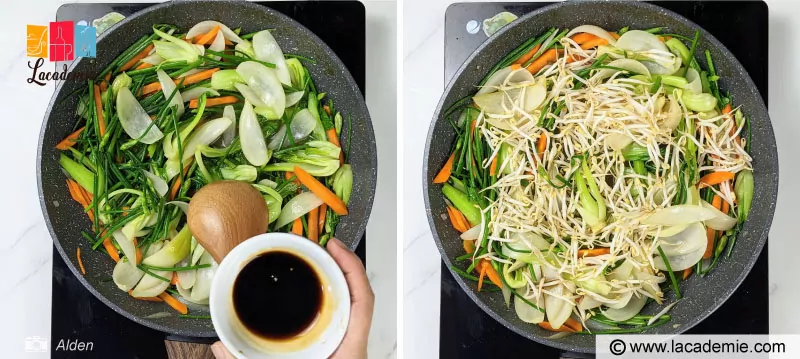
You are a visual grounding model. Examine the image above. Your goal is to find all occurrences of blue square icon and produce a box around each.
[74,24,96,58]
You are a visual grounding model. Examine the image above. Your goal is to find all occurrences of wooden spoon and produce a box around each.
[187,180,269,263]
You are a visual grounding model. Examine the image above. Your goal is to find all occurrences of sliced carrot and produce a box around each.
[77,248,86,275]
[703,195,724,259]
[158,292,188,314]
[463,239,475,254]
[100,72,111,92]
[570,33,599,44]
[102,237,120,262]
[722,104,732,115]
[66,179,83,203]
[477,263,487,292]
[698,171,735,188]
[195,25,221,45]
[538,321,576,333]
[610,32,621,40]
[510,63,522,71]
[433,152,455,184]
[580,38,609,50]
[318,203,328,233]
[291,218,304,235]
[285,171,300,185]
[133,238,142,265]
[293,165,348,215]
[446,206,466,233]
[526,49,560,74]
[135,62,153,70]
[481,260,503,288]
[513,43,541,66]
[452,207,471,232]
[120,44,154,72]
[537,132,547,160]
[577,248,610,257]
[308,206,319,242]
[326,128,344,164]
[489,156,498,176]
[171,272,179,285]
[188,95,238,109]
[56,127,85,150]
[169,164,192,200]
[565,317,583,332]
[683,267,693,280]
[128,290,164,302]
[323,105,331,115]
[140,68,221,95]
[93,85,106,136]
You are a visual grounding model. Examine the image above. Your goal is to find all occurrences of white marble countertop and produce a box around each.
[403,0,800,358]
[0,1,396,358]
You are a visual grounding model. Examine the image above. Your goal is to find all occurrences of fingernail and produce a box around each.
[210,342,227,359]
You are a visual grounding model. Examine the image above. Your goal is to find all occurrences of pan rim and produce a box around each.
[423,0,777,352]
[38,0,376,338]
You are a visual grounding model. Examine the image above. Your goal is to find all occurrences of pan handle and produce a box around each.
[165,340,215,359]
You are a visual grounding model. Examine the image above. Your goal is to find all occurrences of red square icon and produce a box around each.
[49,21,74,62]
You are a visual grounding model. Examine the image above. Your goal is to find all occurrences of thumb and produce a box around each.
[211,342,235,359]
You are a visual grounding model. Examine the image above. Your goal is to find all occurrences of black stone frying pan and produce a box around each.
[424,1,777,353]
[37,0,376,346]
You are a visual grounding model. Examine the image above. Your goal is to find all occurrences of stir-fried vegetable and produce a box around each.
[57,21,354,316]
[436,25,753,334]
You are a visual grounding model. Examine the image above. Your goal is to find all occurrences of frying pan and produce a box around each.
[37,0,376,343]
[424,1,777,353]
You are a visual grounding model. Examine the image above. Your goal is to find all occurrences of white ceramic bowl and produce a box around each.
[210,233,350,358]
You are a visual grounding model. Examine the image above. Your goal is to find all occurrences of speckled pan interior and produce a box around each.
[37,0,376,337]
[424,1,777,353]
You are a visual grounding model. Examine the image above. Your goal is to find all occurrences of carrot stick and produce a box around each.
[565,317,583,332]
[133,238,142,265]
[453,208,471,232]
[489,156,498,177]
[580,38,609,50]
[323,105,331,115]
[526,49,559,74]
[171,272,179,285]
[463,239,475,254]
[703,195,724,258]
[291,218,303,235]
[308,207,319,242]
[578,248,610,257]
[169,164,191,200]
[538,321,576,333]
[537,132,547,160]
[610,32,621,40]
[140,68,221,95]
[293,165,348,215]
[158,292,188,314]
[570,33,599,44]
[477,263,487,292]
[446,206,466,233]
[698,171,735,188]
[326,128,344,164]
[120,44,154,72]
[318,203,328,233]
[93,85,106,136]
[77,248,86,275]
[682,267,693,280]
[481,260,503,288]
[433,152,455,184]
[100,72,111,92]
[128,290,164,302]
[195,25,221,45]
[102,238,120,262]
[56,127,85,150]
[188,95,238,109]
[135,62,153,70]
[66,179,83,203]
[513,44,541,66]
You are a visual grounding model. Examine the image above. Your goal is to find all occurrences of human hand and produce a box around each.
[211,238,374,359]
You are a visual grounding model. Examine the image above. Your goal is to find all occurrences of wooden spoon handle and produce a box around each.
[165,340,215,359]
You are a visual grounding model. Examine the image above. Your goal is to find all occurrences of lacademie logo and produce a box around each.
[26,21,97,86]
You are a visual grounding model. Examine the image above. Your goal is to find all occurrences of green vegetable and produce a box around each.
[152,26,201,63]
[220,165,257,182]
[659,75,688,89]
[111,71,132,97]
[502,263,527,289]
[578,276,611,296]
[575,158,606,232]
[334,112,343,136]
[621,143,649,162]
[734,170,753,222]
[332,164,353,205]
[253,184,282,225]
[60,153,95,194]
[234,40,255,59]
[264,141,341,177]
[286,58,307,89]
[656,246,682,299]
[210,69,244,91]
[142,225,192,267]
[665,38,690,64]
[681,91,717,112]
[308,92,326,141]
[442,183,482,226]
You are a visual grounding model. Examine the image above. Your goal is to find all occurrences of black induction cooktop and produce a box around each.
[441,2,768,358]
[50,2,366,358]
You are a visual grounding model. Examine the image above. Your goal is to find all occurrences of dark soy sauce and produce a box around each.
[233,251,323,340]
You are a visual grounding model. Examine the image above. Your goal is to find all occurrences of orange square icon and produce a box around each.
[27,24,49,58]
